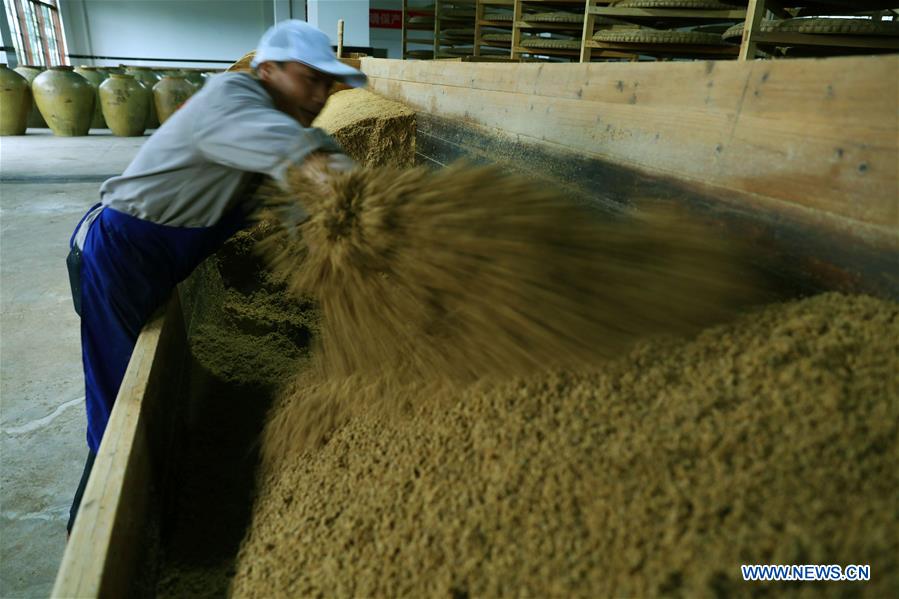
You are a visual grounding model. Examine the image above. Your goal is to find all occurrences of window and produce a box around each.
[4,0,68,66]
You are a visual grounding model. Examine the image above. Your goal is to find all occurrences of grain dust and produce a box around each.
[232,292,898,598]
[251,156,767,468]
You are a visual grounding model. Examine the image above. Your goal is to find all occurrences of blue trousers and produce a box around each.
[72,206,246,452]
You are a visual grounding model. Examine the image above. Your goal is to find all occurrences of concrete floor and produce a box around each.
[1,130,146,597]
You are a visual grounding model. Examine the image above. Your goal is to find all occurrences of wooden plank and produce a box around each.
[739,0,767,60]
[580,0,596,62]
[52,293,188,599]
[515,21,583,29]
[414,111,899,298]
[587,41,739,55]
[590,7,746,18]
[511,0,524,59]
[752,32,899,50]
[360,55,899,244]
[434,0,441,58]
[474,0,483,56]
[514,46,580,55]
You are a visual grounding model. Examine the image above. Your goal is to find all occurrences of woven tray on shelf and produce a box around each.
[594,28,729,44]
[723,17,899,41]
[442,27,476,36]
[482,33,514,42]
[778,0,898,7]
[405,49,435,58]
[612,0,741,8]
[523,11,583,23]
[441,9,476,18]
[520,38,582,49]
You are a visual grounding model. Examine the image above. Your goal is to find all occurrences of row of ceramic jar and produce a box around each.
[0,64,218,137]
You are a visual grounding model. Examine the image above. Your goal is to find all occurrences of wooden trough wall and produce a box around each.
[362,55,898,298]
[52,54,897,597]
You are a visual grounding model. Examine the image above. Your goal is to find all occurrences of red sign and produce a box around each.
[370,9,431,29]
[370,9,403,29]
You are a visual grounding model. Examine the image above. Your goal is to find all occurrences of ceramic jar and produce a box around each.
[12,65,46,128]
[153,75,196,124]
[0,65,32,135]
[99,73,149,136]
[31,66,94,136]
[181,69,206,90]
[125,67,161,129]
[74,66,108,129]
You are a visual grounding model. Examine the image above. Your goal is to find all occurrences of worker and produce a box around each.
[63,20,365,538]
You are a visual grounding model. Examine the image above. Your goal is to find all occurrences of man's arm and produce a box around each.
[192,75,342,183]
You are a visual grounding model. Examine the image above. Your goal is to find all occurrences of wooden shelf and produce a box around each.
[739,0,899,59]
[510,0,592,61]
[581,0,743,62]
[475,0,516,58]
[405,0,478,59]
[515,21,583,29]
[420,0,898,63]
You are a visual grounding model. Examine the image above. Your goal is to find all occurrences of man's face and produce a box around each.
[258,61,334,127]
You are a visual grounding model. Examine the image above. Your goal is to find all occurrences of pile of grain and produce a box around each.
[313,88,416,167]
[227,90,896,597]
[232,292,898,597]
[189,225,317,389]
[226,51,255,73]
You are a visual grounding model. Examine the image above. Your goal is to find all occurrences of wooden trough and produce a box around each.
[53,53,898,597]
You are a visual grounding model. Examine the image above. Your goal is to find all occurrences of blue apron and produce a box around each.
[71,205,247,452]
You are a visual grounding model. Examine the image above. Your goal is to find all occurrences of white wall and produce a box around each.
[307,0,370,48]
[369,0,401,58]
[58,0,310,70]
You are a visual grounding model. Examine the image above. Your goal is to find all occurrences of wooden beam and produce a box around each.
[752,32,899,50]
[361,55,899,244]
[474,0,483,56]
[515,21,583,29]
[586,40,740,56]
[511,0,523,59]
[434,0,441,59]
[52,293,188,598]
[739,0,767,61]
[590,7,746,19]
[581,0,596,62]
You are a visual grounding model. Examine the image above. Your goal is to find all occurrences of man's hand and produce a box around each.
[271,152,356,237]
[326,153,356,172]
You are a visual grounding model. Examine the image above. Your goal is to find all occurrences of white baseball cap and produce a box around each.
[251,20,366,87]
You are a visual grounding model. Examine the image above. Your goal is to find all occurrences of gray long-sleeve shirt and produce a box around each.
[74,71,339,247]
